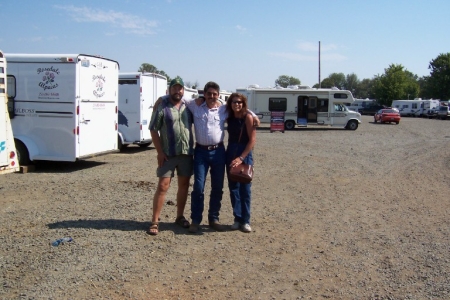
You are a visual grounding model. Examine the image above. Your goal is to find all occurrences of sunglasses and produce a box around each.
[232,101,243,104]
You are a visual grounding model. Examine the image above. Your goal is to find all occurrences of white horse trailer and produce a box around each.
[236,85,362,130]
[118,72,167,149]
[6,53,119,165]
[0,50,19,174]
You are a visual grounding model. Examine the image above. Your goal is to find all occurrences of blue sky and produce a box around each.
[1,0,449,91]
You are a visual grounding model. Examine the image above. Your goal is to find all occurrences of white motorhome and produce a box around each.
[182,86,199,100]
[391,99,440,117]
[236,85,362,130]
[6,53,119,165]
[346,98,376,113]
[118,72,167,149]
[0,50,19,174]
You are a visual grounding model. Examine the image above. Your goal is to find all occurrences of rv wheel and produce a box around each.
[284,120,295,130]
[14,140,30,165]
[346,120,358,130]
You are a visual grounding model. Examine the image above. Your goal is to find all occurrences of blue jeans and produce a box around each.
[226,143,253,225]
[190,145,225,224]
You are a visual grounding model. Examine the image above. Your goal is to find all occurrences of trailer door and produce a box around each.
[77,56,118,157]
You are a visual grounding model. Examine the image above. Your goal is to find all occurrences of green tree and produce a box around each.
[275,75,301,88]
[372,64,420,105]
[427,53,450,100]
[344,73,360,94]
[138,63,171,82]
[354,78,376,99]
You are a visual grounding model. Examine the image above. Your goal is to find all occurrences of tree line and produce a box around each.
[139,52,450,106]
[274,53,450,106]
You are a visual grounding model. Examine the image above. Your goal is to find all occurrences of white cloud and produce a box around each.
[269,51,347,62]
[296,41,338,52]
[54,5,158,35]
[235,25,247,34]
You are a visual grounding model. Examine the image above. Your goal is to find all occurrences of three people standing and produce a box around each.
[148,79,257,235]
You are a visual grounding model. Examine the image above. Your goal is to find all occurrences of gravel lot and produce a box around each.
[1,115,450,299]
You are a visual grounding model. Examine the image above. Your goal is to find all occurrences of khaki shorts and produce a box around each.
[157,155,193,178]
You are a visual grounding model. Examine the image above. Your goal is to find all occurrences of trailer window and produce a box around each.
[268,98,287,112]
[119,79,138,85]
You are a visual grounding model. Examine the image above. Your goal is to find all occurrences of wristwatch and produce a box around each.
[239,156,245,161]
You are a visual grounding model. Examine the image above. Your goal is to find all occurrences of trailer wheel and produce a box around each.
[346,120,358,130]
[14,140,30,165]
[118,135,125,151]
[284,120,295,130]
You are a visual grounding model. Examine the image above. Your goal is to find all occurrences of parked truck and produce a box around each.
[118,72,167,149]
[236,85,361,130]
[6,53,120,165]
[0,50,19,174]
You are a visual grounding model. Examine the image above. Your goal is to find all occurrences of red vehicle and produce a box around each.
[374,109,401,124]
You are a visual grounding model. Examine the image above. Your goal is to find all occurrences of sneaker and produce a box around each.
[241,223,252,233]
[188,223,199,233]
[208,220,226,232]
[231,222,240,230]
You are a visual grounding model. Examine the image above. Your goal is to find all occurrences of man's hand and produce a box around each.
[252,116,260,127]
[195,96,205,106]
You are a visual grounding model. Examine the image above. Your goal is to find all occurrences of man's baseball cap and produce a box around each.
[169,78,184,89]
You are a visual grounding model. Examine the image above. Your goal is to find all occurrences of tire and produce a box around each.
[284,120,295,130]
[346,120,358,130]
[395,122,399,124]
[14,140,30,165]
[374,118,377,123]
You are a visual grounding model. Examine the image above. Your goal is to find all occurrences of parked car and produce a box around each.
[374,109,401,124]
[438,106,450,120]
[359,104,386,115]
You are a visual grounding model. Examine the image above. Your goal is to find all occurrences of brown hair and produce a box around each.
[226,93,248,120]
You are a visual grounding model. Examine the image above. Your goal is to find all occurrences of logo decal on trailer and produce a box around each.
[37,66,59,91]
[92,75,106,98]
[0,141,5,152]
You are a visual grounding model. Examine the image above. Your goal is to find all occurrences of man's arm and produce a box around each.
[246,109,260,127]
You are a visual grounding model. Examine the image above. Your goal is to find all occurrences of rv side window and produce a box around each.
[119,79,138,85]
[333,93,348,99]
[412,103,418,109]
[317,99,329,112]
[268,98,287,112]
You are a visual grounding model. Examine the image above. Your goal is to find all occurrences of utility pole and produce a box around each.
[318,41,321,88]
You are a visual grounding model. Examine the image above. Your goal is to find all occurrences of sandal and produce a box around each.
[175,216,190,228]
[147,222,159,235]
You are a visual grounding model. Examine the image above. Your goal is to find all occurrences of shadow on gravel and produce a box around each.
[47,219,149,231]
[32,160,105,173]
[47,219,233,235]
[117,145,155,154]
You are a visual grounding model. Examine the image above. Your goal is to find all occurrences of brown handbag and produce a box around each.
[229,117,253,183]
[229,163,253,183]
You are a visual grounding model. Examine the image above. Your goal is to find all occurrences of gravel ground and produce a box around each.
[1,115,450,300]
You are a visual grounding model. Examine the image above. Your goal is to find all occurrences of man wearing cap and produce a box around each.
[147,78,194,235]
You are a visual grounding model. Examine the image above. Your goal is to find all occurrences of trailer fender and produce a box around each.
[14,136,39,164]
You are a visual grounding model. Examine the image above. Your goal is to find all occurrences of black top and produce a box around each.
[227,116,249,145]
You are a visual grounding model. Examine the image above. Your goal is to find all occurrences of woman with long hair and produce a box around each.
[225,93,256,232]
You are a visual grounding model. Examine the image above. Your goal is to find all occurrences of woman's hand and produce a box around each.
[230,157,243,168]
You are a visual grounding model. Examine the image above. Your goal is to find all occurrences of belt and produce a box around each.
[196,142,224,150]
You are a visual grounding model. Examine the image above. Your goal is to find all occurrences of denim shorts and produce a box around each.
[157,155,193,178]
